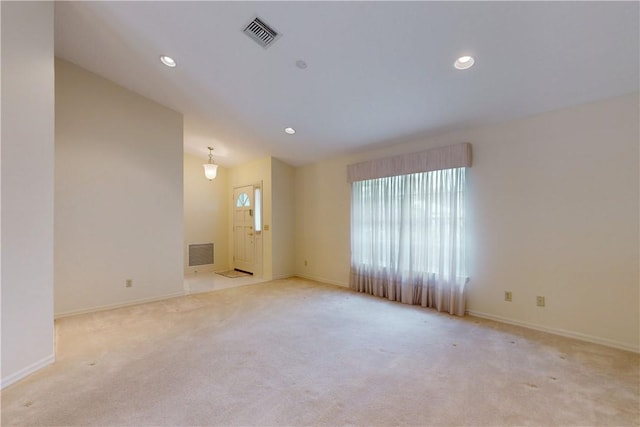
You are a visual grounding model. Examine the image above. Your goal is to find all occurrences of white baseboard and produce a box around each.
[54,291,186,319]
[295,273,349,288]
[467,310,639,354]
[1,353,55,390]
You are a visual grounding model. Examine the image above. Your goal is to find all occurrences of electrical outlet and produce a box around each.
[126,279,133,288]
[504,291,512,302]
[536,296,545,307]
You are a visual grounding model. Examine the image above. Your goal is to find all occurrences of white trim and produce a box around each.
[54,291,185,319]
[295,273,349,288]
[1,353,55,389]
[467,310,639,354]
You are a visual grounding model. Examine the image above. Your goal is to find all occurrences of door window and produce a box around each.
[254,187,262,232]
[236,192,250,207]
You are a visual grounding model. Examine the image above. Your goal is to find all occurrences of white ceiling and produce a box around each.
[54,1,639,167]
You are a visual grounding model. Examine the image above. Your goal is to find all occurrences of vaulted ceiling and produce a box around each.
[54,2,639,167]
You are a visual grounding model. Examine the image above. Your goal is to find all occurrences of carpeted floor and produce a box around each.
[1,278,638,426]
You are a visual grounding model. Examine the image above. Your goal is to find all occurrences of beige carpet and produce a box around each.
[1,278,638,426]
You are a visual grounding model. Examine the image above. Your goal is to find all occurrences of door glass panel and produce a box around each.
[254,187,262,232]
[236,192,250,207]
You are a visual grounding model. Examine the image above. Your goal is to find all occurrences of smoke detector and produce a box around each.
[243,16,280,48]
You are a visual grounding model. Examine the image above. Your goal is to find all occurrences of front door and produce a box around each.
[233,185,255,273]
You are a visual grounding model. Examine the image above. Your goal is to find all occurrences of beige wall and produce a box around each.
[271,158,296,279]
[184,153,229,274]
[55,59,184,316]
[295,157,351,286]
[295,93,639,352]
[1,1,55,388]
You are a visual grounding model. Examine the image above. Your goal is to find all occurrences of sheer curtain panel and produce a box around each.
[350,167,468,315]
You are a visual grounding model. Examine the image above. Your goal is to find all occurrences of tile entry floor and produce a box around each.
[183,270,268,295]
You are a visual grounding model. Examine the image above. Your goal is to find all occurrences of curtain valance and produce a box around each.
[346,142,472,183]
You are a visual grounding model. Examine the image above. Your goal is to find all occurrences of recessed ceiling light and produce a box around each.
[284,127,296,135]
[454,55,475,70]
[160,55,177,67]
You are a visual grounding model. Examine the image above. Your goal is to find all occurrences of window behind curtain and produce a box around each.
[350,167,468,315]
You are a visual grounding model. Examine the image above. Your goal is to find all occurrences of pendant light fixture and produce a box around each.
[203,147,218,180]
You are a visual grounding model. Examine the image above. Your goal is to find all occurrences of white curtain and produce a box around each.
[350,167,468,316]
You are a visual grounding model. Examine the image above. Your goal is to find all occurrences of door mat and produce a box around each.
[217,270,252,278]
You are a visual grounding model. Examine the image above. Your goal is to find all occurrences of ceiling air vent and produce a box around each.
[243,16,279,48]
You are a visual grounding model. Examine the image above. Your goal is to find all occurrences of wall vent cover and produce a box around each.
[243,16,279,48]
[189,243,214,266]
